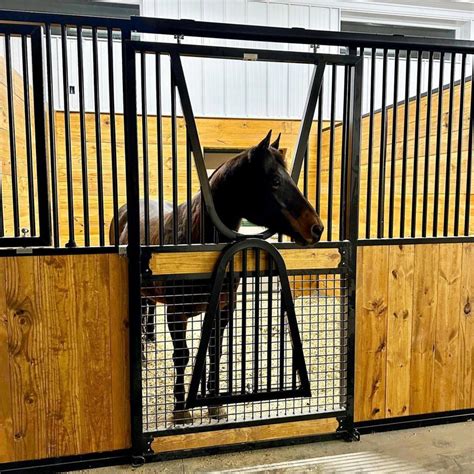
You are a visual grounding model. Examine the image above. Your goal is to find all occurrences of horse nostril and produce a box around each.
[311,224,323,240]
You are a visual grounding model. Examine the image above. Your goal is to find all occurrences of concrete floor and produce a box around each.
[82,421,473,473]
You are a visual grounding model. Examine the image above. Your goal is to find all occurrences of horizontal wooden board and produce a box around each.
[151,417,338,454]
[149,248,341,275]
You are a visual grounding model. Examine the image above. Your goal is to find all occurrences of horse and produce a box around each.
[110,130,324,423]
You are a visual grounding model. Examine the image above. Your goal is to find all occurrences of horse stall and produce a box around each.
[0,11,472,471]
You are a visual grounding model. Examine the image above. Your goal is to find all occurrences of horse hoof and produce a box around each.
[172,409,193,425]
[208,405,227,420]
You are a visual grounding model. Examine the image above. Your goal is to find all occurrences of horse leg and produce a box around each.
[207,305,230,420]
[167,310,192,424]
[144,298,156,342]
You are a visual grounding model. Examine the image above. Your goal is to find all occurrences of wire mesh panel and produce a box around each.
[140,266,348,434]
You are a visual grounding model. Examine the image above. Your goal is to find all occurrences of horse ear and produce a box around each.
[256,130,272,152]
[270,133,281,150]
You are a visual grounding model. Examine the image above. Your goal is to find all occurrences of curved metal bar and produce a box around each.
[186,239,311,408]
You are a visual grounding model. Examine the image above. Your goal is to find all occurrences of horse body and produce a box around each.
[110,131,324,423]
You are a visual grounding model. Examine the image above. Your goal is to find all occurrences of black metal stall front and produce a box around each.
[122,35,362,457]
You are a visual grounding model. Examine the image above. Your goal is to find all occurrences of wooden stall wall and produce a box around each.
[0,254,130,463]
[355,243,474,422]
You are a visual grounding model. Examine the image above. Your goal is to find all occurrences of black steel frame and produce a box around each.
[124,37,363,456]
[0,25,51,247]
[0,8,472,472]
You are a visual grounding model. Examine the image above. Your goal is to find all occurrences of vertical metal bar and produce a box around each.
[108,27,119,247]
[400,50,411,238]
[422,51,434,237]
[464,56,473,236]
[433,52,445,237]
[46,24,59,246]
[241,249,247,394]
[411,51,423,237]
[92,27,104,246]
[388,49,399,238]
[171,74,178,244]
[30,27,51,246]
[443,54,456,236]
[315,83,323,215]
[156,54,165,245]
[61,25,75,247]
[377,48,388,238]
[5,34,20,237]
[366,49,376,239]
[141,52,150,245]
[303,148,308,198]
[21,35,36,236]
[77,26,90,246]
[266,256,273,391]
[186,133,192,244]
[328,65,337,241]
[228,256,234,393]
[254,248,260,393]
[123,37,144,456]
[339,65,350,241]
[454,54,466,236]
[279,279,285,390]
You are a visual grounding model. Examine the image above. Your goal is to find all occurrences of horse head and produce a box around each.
[242,130,324,245]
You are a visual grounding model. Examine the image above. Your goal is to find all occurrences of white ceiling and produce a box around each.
[347,0,474,12]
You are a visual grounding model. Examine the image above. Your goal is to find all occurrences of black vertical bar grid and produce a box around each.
[328,65,337,241]
[453,54,466,236]
[400,50,411,238]
[61,25,75,247]
[433,52,445,237]
[315,83,323,215]
[388,49,399,238]
[5,33,20,237]
[303,148,308,198]
[411,51,423,237]
[21,34,36,236]
[254,248,260,393]
[171,74,179,245]
[93,26,105,246]
[422,51,434,237]
[443,54,456,236]
[141,52,150,245]
[366,49,376,239]
[465,54,474,236]
[377,48,388,239]
[186,133,192,244]
[77,26,90,246]
[46,24,59,246]
[155,54,165,245]
[108,27,119,247]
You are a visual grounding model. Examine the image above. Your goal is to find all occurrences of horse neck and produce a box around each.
[199,157,247,242]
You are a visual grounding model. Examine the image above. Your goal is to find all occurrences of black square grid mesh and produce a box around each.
[141,271,348,434]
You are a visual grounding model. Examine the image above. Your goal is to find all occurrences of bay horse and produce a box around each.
[110,131,324,423]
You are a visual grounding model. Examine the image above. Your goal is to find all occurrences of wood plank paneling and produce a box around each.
[458,243,474,409]
[355,245,389,421]
[410,244,439,415]
[386,244,414,418]
[149,247,341,275]
[0,254,130,463]
[433,244,462,412]
[151,418,338,454]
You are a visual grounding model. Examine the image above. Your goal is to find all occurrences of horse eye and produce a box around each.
[272,176,281,189]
